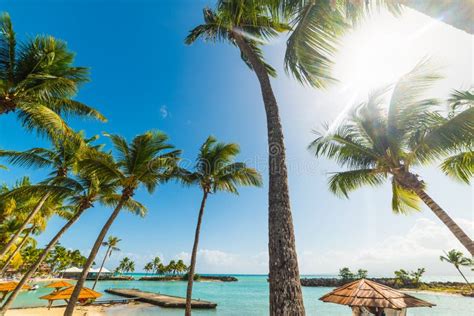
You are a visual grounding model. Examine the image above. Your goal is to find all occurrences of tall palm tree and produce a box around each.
[440,249,473,292]
[0,173,143,314]
[309,61,474,255]
[0,133,99,258]
[0,12,105,136]
[92,235,121,289]
[64,131,181,315]
[185,2,309,313]
[180,136,262,315]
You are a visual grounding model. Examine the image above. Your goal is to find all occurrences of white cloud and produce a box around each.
[299,217,474,277]
[159,105,169,118]
[176,249,268,274]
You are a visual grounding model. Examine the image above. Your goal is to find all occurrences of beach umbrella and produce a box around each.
[40,286,102,309]
[45,281,73,291]
[0,282,31,302]
[319,279,435,315]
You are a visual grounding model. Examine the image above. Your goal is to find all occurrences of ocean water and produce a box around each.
[11,275,473,315]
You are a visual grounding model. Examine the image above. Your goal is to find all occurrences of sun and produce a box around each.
[332,9,438,96]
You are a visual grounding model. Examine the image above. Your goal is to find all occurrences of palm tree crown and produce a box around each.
[309,60,473,254]
[182,136,263,194]
[185,0,289,78]
[310,61,473,212]
[0,13,105,136]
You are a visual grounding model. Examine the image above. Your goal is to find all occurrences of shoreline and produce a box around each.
[7,302,153,315]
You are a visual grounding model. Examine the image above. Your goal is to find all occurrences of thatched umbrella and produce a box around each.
[0,282,31,302]
[40,286,102,309]
[320,279,435,316]
[45,280,73,291]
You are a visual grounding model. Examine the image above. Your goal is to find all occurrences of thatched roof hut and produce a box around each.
[320,279,434,315]
[0,282,31,302]
[45,281,73,290]
[40,286,101,309]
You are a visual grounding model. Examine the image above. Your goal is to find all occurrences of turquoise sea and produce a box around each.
[12,275,473,315]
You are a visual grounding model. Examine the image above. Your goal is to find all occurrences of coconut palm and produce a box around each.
[180,136,262,315]
[440,250,473,292]
[185,2,309,313]
[151,256,162,275]
[176,259,188,275]
[0,133,100,258]
[64,131,181,315]
[309,61,474,255]
[0,173,144,314]
[92,236,121,289]
[144,262,153,276]
[0,12,105,136]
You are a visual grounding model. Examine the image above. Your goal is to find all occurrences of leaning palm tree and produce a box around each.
[0,12,105,136]
[92,235,121,289]
[440,249,473,292]
[0,173,145,314]
[185,2,310,313]
[309,61,474,255]
[0,133,99,258]
[64,131,181,315]
[181,136,262,315]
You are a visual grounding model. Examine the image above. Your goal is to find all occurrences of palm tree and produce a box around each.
[64,131,181,315]
[440,250,473,292]
[0,13,105,136]
[309,61,474,255]
[92,236,121,289]
[0,133,100,258]
[180,136,262,315]
[176,259,188,275]
[0,173,143,314]
[151,256,162,275]
[185,2,308,313]
[144,262,153,276]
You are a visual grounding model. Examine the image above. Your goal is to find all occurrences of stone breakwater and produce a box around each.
[139,275,238,282]
[301,277,471,290]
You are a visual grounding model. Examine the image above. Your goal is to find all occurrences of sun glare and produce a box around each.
[333,11,439,96]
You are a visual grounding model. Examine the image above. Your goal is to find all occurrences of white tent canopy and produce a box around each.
[60,267,111,273]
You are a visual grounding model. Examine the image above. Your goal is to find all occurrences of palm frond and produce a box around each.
[391,178,421,214]
[0,12,15,83]
[328,168,385,198]
[413,108,474,163]
[387,58,442,145]
[440,151,473,184]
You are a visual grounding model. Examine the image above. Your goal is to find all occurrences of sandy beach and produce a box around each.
[6,302,153,316]
[6,305,107,316]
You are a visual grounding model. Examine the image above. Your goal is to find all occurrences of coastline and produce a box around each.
[7,302,153,315]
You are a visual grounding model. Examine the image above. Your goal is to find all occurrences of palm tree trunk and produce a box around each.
[185,190,208,316]
[0,193,50,258]
[64,194,129,316]
[413,186,474,255]
[456,267,473,292]
[233,32,305,315]
[0,205,88,315]
[92,247,111,290]
[0,228,33,275]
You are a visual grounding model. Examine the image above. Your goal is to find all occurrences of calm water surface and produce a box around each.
[12,275,472,315]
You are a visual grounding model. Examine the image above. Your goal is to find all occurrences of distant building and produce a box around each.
[60,267,113,280]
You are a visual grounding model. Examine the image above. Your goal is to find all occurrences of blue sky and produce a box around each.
[1,1,472,277]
